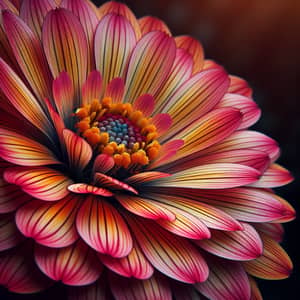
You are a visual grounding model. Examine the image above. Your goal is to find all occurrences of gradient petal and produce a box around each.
[228,75,253,97]
[254,223,284,242]
[133,94,155,117]
[196,223,263,261]
[68,183,113,197]
[16,194,81,247]
[126,216,209,283]
[35,241,102,286]
[82,70,102,105]
[139,16,171,35]
[125,171,171,185]
[104,77,125,104]
[0,0,18,12]
[76,196,133,257]
[93,154,114,174]
[4,166,72,201]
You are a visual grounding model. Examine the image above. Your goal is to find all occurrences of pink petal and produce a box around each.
[151,113,173,136]
[125,31,176,102]
[0,213,24,251]
[115,194,175,221]
[249,163,293,188]
[0,0,18,12]
[110,272,172,300]
[125,171,171,185]
[94,13,136,88]
[43,8,88,103]
[196,223,263,261]
[133,94,155,117]
[195,255,251,300]
[63,129,92,171]
[82,70,102,105]
[0,244,52,293]
[126,215,209,283]
[175,35,204,73]
[68,183,113,197]
[104,77,125,104]
[228,75,253,97]
[35,241,102,286]
[20,0,56,38]
[254,223,284,243]
[93,154,115,174]
[16,194,81,248]
[3,10,53,102]
[76,197,133,257]
[139,16,171,35]
[99,240,154,279]
[203,59,219,70]
[4,166,72,201]
[0,127,60,166]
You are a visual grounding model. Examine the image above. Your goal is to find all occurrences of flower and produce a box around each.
[0,0,295,299]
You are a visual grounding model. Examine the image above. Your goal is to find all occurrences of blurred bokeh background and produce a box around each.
[1,0,299,299]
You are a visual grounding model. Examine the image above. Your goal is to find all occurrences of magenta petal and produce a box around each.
[93,154,115,174]
[133,94,155,117]
[68,183,113,197]
[104,77,125,104]
[82,70,102,105]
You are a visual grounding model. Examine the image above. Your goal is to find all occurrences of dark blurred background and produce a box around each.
[1,0,299,299]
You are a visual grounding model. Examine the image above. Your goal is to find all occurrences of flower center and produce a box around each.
[74,97,161,169]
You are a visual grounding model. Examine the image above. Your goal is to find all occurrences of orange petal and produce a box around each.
[254,223,284,242]
[249,276,263,300]
[139,16,171,35]
[125,171,171,185]
[68,183,113,197]
[228,75,253,97]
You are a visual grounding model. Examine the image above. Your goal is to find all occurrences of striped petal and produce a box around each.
[43,8,88,104]
[203,59,219,70]
[35,241,102,286]
[93,154,114,174]
[125,31,176,102]
[20,0,56,38]
[95,13,136,88]
[110,272,171,300]
[0,245,51,293]
[139,16,171,35]
[15,194,81,247]
[3,10,53,102]
[254,223,284,242]
[151,163,260,189]
[115,194,175,221]
[104,77,125,104]
[196,223,263,261]
[0,214,24,251]
[175,36,204,73]
[160,68,230,141]
[195,255,251,300]
[4,166,72,201]
[151,113,173,136]
[126,215,209,283]
[82,70,102,105]
[99,240,154,279]
[68,183,113,197]
[0,0,18,12]
[0,128,59,166]
[249,163,293,188]
[228,75,253,97]
[133,94,155,117]
[217,93,261,129]
[63,129,92,171]
[76,196,133,257]
[243,234,293,279]
[125,171,171,185]
[0,58,53,138]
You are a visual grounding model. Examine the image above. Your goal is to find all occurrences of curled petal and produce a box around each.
[68,183,113,197]
[82,70,102,105]
[133,94,155,117]
[4,166,72,201]
[76,197,133,258]
[243,234,293,280]
[35,241,102,286]
[139,16,171,35]
[16,194,82,248]
[196,223,263,261]
[228,75,253,97]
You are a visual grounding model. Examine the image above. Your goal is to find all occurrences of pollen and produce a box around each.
[74,98,161,169]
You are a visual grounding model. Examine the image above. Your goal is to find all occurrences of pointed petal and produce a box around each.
[203,59,219,70]
[228,75,253,97]
[249,276,263,300]
[115,194,175,221]
[243,234,293,279]
[133,94,155,117]
[99,240,154,279]
[0,0,18,12]
[126,215,209,283]
[125,31,176,102]
[0,245,51,293]
[82,70,102,105]
[3,10,53,102]
[76,197,133,257]
[151,163,260,189]
[43,8,88,104]
[195,255,251,300]
[4,166,72,201]
[35,241,102,286]
[175,36,204,73]
[249,163,293,188]
[95,13,136,88]
[151,113,173,136]
[0,128,59,166]
[254,223,284,242]
[125,171,171,185]
[0,214,24,251]
[16,194,81,247]
[139,16,171,35]
[0,58,53,138]
[63,129,92,171]
[20,0,56,38]
[104,77,125,104]
[68,183,113,197]
[93,154,114,174]
[196,223,263,261]
[110,272,171,300]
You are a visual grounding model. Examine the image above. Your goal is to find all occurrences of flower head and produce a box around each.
[0,0,295,299]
